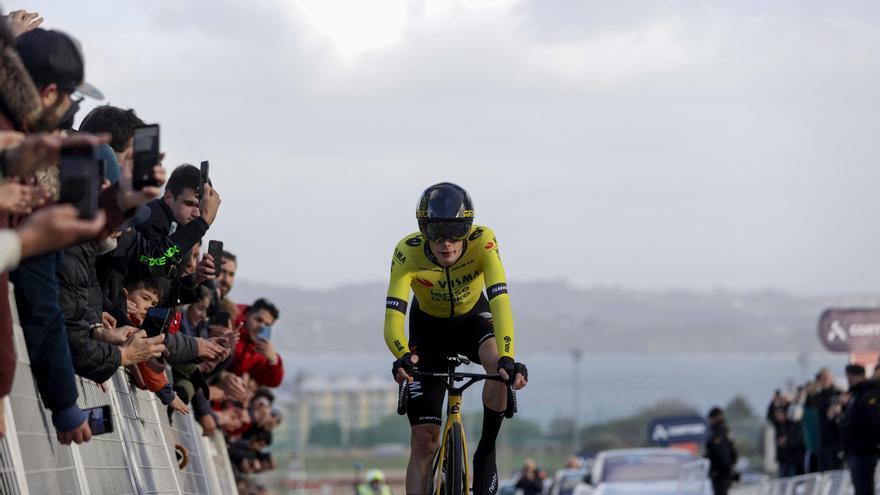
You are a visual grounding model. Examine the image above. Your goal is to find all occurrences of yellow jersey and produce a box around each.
[383,225,515,359]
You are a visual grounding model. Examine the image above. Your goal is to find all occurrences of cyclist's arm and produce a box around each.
[383,244,413,358]
[481,228,514,359]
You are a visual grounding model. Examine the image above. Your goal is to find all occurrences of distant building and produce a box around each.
[286,372,398,448]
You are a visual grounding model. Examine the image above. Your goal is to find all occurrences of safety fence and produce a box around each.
[0,283,238,494]
[730,470,860,495]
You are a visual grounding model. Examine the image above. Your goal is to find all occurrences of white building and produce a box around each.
[287,373,399,448]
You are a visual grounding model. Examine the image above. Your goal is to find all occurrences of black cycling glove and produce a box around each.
[391,352,416,380]
[497,356,528,384]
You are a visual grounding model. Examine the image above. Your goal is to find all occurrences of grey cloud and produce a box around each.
[28,0,880,293]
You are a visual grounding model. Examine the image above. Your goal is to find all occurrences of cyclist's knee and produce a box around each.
[478,338,499,373]
[411,425,440,459]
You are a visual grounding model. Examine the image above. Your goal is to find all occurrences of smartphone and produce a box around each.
[257,325,272,341]
[142,307,171,338]
[132,124,160,190]
[84,405,113,435]
[208,240,223,272]
[59,143,100,219]
[199,160,210,197]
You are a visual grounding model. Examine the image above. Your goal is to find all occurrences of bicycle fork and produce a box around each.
[434,392,469,495]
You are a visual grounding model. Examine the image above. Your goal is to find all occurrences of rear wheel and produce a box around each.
[443,423,464,495]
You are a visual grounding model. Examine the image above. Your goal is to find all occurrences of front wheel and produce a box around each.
[442,422,464,495]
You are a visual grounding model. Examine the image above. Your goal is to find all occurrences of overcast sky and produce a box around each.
[26,0,880,294]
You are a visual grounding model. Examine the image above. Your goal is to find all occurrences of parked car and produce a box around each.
[547,467,589,495]
[573,448,710,495]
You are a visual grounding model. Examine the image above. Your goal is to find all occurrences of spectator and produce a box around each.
[357,469,392,495]
[58,225,161,383]
[6,27,111,446]
[515,459,543,495]
[801,377,823,473]
[231,298,283,387]
[180,284,211,338]
[78,104,143,182]
[772,408,796,477]
[840,364,880,495]
[229,428,273,474]
[217,249,237,299]
[122,279,189,415]
[705,406,739,495]
[0,13,284,487]
[134,164,220,284]
[814,367,844,470]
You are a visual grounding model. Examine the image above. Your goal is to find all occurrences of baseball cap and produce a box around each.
[14,28,103,99]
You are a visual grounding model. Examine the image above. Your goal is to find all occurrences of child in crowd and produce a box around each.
[123,276,190,415]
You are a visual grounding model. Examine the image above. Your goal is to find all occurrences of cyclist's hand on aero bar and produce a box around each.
[497,356,528,391]
[392,353,419,384]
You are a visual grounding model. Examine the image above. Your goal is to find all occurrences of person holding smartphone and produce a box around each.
[229,299,283,387]
[1,26,164,446]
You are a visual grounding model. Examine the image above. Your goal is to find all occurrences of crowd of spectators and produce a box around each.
[766,364,880,495]
[0,9,284,494]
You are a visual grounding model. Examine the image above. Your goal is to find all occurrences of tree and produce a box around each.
[309,421,342,447]
[578,399,699,453]
[725,395,755,420]
[350,415,410,446]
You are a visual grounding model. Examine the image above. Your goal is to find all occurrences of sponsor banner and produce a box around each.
[647,416,708,446]
[818,308,880,353]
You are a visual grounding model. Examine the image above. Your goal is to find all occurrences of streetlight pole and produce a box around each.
[572,348,583,453]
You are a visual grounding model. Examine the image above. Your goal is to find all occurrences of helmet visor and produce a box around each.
[423,220,471,242]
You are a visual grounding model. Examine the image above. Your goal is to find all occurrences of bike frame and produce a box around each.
[405,357,513,495]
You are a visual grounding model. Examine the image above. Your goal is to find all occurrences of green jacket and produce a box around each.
[801,405,822,453]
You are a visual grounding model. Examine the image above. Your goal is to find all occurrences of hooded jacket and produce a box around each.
[57,241,122,383]
[840,379,880,455]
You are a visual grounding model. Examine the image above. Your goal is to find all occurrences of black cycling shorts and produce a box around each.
[406,295,495,426]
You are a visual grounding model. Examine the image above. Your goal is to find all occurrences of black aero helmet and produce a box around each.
[416,182,474,242]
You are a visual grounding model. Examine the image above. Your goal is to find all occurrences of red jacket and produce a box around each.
[231,305,283,387]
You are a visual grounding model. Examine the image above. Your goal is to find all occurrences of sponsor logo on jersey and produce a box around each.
[484,241,495,250]
[394,249,406,264]
[437,269,481,289]
[415,277,434,288]
[405,237,422,247]
[468,228,483,241]
[503,336,511,353]
[386,297,408,313]
[487,283,508,300]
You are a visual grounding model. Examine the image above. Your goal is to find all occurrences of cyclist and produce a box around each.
[384,182,528,495]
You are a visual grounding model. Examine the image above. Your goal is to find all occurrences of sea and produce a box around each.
[281,351,849,425]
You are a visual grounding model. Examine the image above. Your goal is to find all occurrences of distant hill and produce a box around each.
[230,280,879,354]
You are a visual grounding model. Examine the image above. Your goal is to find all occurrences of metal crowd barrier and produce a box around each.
[729,469,862,495]
[1,283,238,494]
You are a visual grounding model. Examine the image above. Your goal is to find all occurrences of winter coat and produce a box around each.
[840,379,880,455]
[58,242,122,383]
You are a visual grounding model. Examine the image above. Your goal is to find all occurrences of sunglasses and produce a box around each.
[424,221,471,242]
